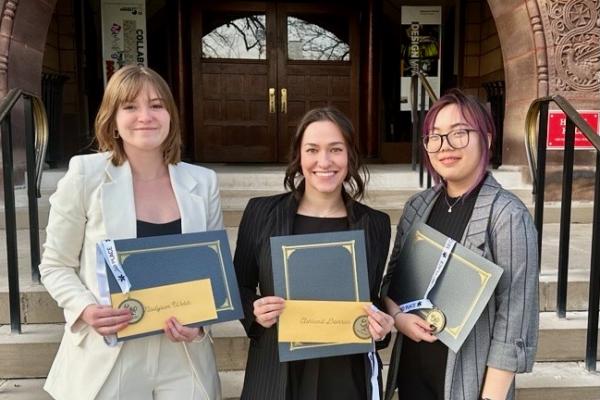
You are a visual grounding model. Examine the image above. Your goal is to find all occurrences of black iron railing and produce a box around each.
[410,71,437,188]
[525,95,600,371]
[0,89,48,333]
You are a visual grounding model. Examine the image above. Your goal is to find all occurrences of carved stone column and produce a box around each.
[541,0,599,97]
[539,0,600,165]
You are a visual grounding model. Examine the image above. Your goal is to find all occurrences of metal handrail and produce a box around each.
[32,95,49,197]
[0,89,48,196]
[525,94,600,186]
[409,71,437,188]
[417,71,438,103]
[0,88,48,333]
[524,95,599,372]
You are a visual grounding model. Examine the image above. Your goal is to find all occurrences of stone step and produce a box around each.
[0,372,243,400]
[0,191,537,231]
[2,361,600,400]
[1,270,592,325]
[1,194,595,232]
[10,165,594,229]
[537,312,600,362]
[0,164,552,230]
[515,362,600,400]
[539,270,593,313]
[1,312,598,378]
[218,186,534,209]
[36,165,529,192]
[0,322,253,379]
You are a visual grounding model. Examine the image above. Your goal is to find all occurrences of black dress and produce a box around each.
[136,218,182,238]
[286,214,367,400]
[396,183,482,400]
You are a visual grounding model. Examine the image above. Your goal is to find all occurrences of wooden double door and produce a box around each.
[191,1,359,162]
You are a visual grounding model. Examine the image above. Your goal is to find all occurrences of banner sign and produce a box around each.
[547,111,599,150]
[400,6,441,111]
[101,1,147,86]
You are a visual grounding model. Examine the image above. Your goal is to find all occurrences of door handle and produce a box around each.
[269,88,276,113]
[281,88,287,114]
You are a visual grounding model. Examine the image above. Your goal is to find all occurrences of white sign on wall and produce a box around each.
[101,1,147,86]
[400,6,442,111]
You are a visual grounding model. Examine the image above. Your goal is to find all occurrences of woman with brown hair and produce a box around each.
[40,65,223,399]
[234,107,394,399]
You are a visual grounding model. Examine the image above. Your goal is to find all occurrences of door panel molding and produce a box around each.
[191,0,359,162]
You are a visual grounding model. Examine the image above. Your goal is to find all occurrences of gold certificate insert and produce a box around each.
[111,279,217,339]
[279,300,372,344]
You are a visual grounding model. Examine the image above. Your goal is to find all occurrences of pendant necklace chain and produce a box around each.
[315,205,344,218]
[444,194,463,213]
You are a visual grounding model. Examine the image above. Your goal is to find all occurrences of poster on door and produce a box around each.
[101,0,147,86]
[400,6,441,111]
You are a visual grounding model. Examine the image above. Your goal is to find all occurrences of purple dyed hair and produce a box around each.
[422,88,496,196]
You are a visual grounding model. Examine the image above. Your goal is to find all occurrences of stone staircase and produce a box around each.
[1,165,599,399]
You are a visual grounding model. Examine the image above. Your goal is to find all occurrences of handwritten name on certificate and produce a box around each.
[278,300,372,344]
[111,279,217,339]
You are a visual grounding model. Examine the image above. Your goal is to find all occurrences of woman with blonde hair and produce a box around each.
[40,65,223,399]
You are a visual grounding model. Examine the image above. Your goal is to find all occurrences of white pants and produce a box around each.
[96,333,213,400]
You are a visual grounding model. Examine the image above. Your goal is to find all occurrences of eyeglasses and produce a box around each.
[423,129,475,153]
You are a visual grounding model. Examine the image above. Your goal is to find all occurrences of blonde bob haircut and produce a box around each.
[95,65,181,166]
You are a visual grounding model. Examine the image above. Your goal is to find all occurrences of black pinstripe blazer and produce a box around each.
[233,192,391,400]
[382,174,539,400]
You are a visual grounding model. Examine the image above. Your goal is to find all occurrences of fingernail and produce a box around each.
[370,304,379,312]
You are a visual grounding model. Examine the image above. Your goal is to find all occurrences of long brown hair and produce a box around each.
[284,107,368,200]
[94,65,181,166]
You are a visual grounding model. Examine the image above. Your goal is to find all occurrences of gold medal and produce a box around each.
[352,315,370,339]
[118,298,145,324]
[423,308,446,334]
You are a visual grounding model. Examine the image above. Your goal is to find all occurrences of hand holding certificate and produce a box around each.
[96,230,243,344]
[387,222,503,352]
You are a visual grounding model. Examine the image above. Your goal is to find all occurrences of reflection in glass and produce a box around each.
[202,15,266,59]
[287,17,350,61]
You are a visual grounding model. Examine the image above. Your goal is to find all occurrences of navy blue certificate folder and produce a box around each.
[98,230,243,341]
[270,230,372,361]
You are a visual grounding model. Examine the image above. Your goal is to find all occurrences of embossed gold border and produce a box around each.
[118,240,234,312]
[414,229,492,339]
[280,240,359,352]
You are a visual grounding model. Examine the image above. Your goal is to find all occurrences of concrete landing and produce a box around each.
[2,361,600,400]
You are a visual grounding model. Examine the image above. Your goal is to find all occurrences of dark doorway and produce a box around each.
[190,1,359,162]
[380,2,458,163]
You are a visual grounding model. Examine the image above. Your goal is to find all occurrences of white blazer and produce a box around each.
[40,152,224,400]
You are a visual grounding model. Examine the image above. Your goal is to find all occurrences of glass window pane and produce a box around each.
[202,14,267,60]
[287,16,350,61]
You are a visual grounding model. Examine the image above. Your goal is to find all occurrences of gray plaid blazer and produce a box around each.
[382,173,539,400]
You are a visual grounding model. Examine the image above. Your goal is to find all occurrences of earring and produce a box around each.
[113,129,119,139]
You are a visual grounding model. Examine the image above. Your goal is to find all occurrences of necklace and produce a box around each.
[298,201,346,218]
[318,208,345,218]
[311,205,346,218]
[444,194,463,213]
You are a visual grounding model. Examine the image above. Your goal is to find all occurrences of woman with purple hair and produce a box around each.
[382,89,539,400]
